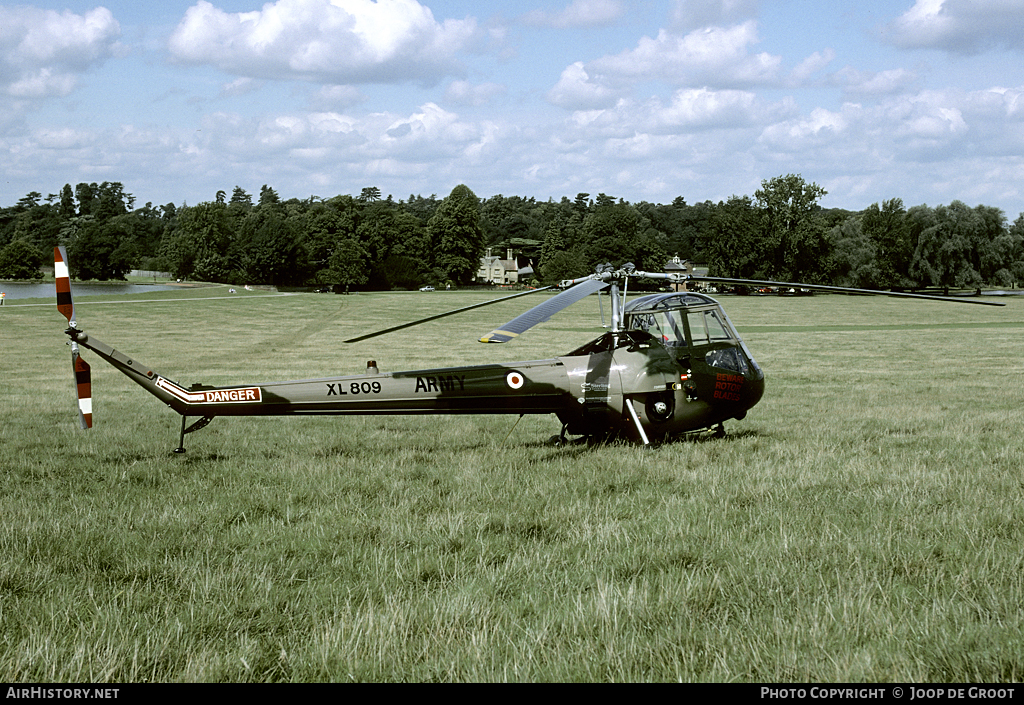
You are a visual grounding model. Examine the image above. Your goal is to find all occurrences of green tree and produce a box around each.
[234,206,304,285]
[125,202,176,263]
[229,187,253,209]
[59,184,76,218]
[75,183,96,217]
[357,201,426,288]
[427,184,485,284]
[582,196,633,265]
[319,237,369,290]
[697,196,762,279]
[637,197,709,261]
[304,195,359,277]
[0,240,45,279]
[973,204,1009,283]
[93,182,131,220]
[11,192,61,252]
[1005,214,1024,286]
[481,195,544,253]
[258,185,281,209]
[358,186,382,202]
[539,215,568,274]
[830,214,880,288]
[578,197,666,273]
[377,254,425,290]
[910,201,984,288]
[754,174,829,280]
[574,193,592,214]
[540,247,590,284]
[403,194,440,224]
[161,202,233,280]
[861,198,913,288]
[69,215,138,280]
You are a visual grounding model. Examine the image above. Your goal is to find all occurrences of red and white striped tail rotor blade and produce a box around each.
[56,246,91,428]
[73,349,93,429]
[54,246,76,325]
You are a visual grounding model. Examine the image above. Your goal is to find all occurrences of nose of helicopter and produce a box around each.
[745,369,765,410]
[738,345,765,413]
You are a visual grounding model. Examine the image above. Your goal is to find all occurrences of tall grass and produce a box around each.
[1,288,1023,681]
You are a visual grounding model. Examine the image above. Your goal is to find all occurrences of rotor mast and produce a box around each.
[560,264,681,333]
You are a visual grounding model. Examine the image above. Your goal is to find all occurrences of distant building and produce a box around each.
[663,256,708,291]
[478,248,532,285]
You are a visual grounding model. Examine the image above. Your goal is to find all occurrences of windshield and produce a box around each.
[687,309,734,345]
[630,310,687,346]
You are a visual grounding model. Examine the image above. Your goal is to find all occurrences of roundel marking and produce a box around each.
[506,371,525,389]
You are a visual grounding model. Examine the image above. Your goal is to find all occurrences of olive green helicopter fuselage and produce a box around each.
[65,290,764,449]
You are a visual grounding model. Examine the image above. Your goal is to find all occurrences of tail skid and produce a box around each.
[175,415,215,454]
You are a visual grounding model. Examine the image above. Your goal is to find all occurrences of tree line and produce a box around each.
[3,175,1024,290]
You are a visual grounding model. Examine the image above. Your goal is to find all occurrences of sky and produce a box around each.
[3,0,1024,217]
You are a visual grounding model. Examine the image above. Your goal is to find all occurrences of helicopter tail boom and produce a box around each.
[70,322,575,420]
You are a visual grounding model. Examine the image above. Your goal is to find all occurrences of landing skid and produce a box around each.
[549,423,601,447]
[677,422,727,442]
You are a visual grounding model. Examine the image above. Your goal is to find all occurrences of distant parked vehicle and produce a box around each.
[419,286,435,292]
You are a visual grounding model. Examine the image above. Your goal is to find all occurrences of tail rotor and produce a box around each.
[55,246,92,429]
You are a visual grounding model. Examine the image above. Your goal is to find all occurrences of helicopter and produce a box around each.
[54,247,1003,452]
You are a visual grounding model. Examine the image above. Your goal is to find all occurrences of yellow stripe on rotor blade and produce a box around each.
[479,329,520,342]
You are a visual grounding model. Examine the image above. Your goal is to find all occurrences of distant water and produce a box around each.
[1,281,183,300]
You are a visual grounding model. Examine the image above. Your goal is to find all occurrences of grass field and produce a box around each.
[2,285,1023,682]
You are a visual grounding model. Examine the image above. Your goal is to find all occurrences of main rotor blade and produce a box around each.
[691,276,1006,306]
[343,286,554,343]
[480,278,610,343]
[55,246,76,324]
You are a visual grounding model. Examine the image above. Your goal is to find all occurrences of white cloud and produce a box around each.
[754,88,1006,174]
[520,0,626,28]
[886,0,1024,53]
[444,80,506,107]
[220,77,262,97]
[760,107,848,150]
[176,102,503,178]
[545,20,790,111]
[377,103,499,162]
[977,86,1024,124]
[546,62,622,110]
[556,87,782,140]
[33,127,92,151]
[0,6,121,99]
[311,85,365,111]
[789,49,835,85]
[832,67,922,96]
[669,0,760,32]
[652,88,765,131]
[587,21,782,88]
[168,0,478,85]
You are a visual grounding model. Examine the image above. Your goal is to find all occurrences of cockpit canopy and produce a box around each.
[623,292,736,347]
[623,292,762,378]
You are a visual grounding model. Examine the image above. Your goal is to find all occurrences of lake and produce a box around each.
[1,281,185,300]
